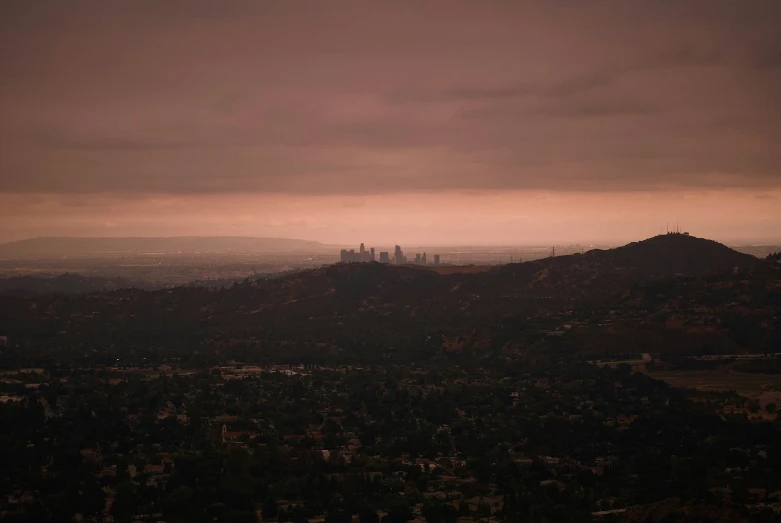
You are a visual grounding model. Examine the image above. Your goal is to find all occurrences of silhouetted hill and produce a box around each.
[584,233,758,275]
[475,233,760,302]
[0,234,772,362]
[0,236,338,258]
[234,234,762,327]
[242,234,758,305]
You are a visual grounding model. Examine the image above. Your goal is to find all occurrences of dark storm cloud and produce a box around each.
[0,0,780,195]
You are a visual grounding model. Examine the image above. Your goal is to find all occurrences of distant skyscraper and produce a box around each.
[394,245,403,265]
[415,253,421,265]
[422,252,427,265]
[341,244,379,263]
[434,254,440,265]
[379,251,390,263]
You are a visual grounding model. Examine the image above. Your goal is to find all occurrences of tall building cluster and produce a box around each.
[340,243,375,263]
[340,244,439,265]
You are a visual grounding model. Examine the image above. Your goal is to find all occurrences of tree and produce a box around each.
[262,496,279,520]
[359,509,380,523]
[111,481,139,520]
[76,476,106,516]
[222,511,258,523]
[383,505,413,523]
[421,502,458,523]
[164,486,197,520]
[325,510,352,523]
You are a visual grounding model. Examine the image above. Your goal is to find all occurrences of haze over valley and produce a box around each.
[3,2,781,522]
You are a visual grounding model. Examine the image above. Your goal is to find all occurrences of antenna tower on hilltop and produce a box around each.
[665,222,684,235]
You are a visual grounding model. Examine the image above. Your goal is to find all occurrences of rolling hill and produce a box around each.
[0,234,772,362]
[473,233,761,301]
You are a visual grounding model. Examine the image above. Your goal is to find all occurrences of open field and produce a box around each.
[648,368,781,422]
[648,368,781,394]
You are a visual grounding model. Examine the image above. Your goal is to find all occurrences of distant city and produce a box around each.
[340,243,441,265]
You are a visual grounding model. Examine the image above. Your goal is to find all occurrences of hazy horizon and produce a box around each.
[2,230,781,250]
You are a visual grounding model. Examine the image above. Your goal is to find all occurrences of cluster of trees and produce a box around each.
[4,356,781,522]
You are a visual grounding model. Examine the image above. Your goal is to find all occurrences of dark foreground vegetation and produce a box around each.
[2,235,781,522]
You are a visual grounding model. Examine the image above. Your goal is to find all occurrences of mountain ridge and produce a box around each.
[185,233,765,328]
[0,234,775,362]
[462,233,759,300]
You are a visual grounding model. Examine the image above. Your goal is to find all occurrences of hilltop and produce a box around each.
[0,236,339,258]
[210,234,760,317]
[582,233,758,275]
[1,233,773,364]
[476,233,761,301]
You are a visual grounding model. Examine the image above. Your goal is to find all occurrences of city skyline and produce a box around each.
[341,243,439,266]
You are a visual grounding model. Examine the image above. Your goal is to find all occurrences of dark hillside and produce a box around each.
[585,233,758,276]
[0,235,770,363]
[476,234,759,302]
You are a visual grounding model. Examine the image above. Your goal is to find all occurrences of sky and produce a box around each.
[1,1,780,245]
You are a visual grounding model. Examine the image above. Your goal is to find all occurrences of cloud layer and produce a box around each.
[1,1,780,196]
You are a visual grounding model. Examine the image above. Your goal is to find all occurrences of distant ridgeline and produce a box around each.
[1,233,778,366]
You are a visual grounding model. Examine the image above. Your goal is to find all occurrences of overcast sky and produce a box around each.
[1,1,780,244]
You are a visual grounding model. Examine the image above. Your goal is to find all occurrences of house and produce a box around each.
[222,424,244,443]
